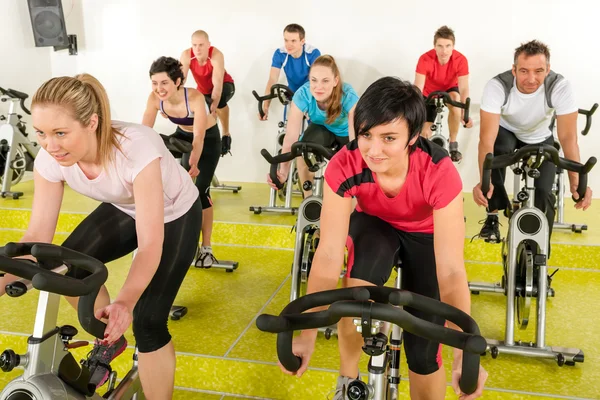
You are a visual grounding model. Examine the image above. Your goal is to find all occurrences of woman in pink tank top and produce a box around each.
[0,73,202,399]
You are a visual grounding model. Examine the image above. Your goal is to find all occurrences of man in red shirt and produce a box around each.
[414,26,473,162]
[180,30,235,139]
[276,76,487,400]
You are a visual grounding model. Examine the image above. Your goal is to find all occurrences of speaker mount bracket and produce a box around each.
[53,34,78,56]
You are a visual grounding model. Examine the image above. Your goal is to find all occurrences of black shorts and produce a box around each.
[299,123,349,150]
[345,211,444,375]
[424,86,459,123]
[204,82,235,109]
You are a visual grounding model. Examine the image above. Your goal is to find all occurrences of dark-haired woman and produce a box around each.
[276,77,488,400]
[267,54,359,198]
[142,56,220,267]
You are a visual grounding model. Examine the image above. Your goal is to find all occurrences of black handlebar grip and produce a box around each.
[463,97,471,125]
[256,314,289,332]
[270,162,283,190]
[580,103,598,136]
[480,153,494,197]
[20,100,31,115]
[252,90,266,119]
[276,332,302,373]
[169,138,192,154]
[1,242,32,257]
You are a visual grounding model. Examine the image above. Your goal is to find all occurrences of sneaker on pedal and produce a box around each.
[449,141,462,163]
[86,335,127,388]
[477,214,501,243]
[328,375,357,400]
[195,246,218,268]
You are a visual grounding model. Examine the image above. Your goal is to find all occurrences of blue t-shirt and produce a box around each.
[292,82,359,137]
[271,44,321,93]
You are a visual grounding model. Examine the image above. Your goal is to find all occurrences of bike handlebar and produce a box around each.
[425,91,470,125]
[256,286,486,395]
[481,144,597,203]
[261,142,335,189]
[0,243,108,340]
[579,103,598,136]
[160,134,193,154]
[0,87,31,115]
[252,84,294,119]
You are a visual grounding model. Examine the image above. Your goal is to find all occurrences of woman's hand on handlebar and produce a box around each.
[571,184,593,210]
[267,163,290,190]
[451,352,488,400]
[278,333,316,377]
[472,182,494,207]
[95,301,132,345]
[463,117,474,129]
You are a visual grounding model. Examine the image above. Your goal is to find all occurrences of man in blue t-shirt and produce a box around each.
[258,24,321,121]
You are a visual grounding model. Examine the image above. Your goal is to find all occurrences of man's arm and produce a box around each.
[180,49,191,85]
[458,75,470,106]
[209,48,226,106]
[478,110,501,180]
[414,72,426,94]
[556,111,581,185]
[261,67,281,117]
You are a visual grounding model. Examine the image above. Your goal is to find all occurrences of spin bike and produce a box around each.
[546,103,597,233]
[0,242,145,399]
[260,141,335,302]
[256,284,486,400]
[249,84,303,215]
[468,145,596,366]
[0,87,40,199]
[423,91,470,153]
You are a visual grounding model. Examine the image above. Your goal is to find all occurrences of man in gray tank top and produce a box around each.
[471,40,592,244]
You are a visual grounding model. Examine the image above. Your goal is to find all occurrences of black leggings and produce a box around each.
[172,125,221,209]
[62,198,202,353]
[346,211,444,375]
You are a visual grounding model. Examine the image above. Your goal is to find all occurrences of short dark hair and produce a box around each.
[284,23,305,40]
[149,56,185,89]
[354,77,426,151]
[434,25,455,45]
[514,40,550,65]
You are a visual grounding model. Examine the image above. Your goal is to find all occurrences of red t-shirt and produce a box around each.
[324,138,462,234]
[416,49,469,97]
[189,46,235,95]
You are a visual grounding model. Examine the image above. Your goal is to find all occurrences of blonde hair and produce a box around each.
[31,73,124,170]
[311,55,344,125]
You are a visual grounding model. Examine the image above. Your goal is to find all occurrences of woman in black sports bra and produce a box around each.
[143,56,221,267]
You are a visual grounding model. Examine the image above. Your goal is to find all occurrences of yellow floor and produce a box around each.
[0,178,599,399]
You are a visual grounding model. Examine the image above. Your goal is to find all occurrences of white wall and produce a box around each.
[0,0,52,122]
[44,0,600,193]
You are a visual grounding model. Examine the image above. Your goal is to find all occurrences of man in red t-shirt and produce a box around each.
[180,30,235,139]
[414,25,473,162]
[276,77,487,400]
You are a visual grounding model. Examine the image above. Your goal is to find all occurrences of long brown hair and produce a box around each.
[311,55,344,125]
[31,73,124,170]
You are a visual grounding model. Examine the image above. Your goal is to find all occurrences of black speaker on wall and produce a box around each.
[27,0,78,55]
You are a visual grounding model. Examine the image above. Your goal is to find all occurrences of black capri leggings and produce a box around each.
[172,124,221,209]
[345,211,444,375]
[61,197,202,353]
